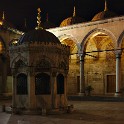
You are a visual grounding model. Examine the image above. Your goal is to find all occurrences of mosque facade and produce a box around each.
[0,1,124,98]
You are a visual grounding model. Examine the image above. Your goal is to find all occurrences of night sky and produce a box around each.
[0,0,123,31]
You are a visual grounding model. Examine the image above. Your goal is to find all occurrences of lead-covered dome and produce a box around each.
[92,1,117,21]
[19,29,60,44]
[60,6,86,27]
[60,16,85,27]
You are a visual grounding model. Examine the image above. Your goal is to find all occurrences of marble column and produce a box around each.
[79,54,85,95]
[1,60,7,95]
[115,53,122,96]
[29,68,35,110]
[51,72,56,109]
[12,75,16,113]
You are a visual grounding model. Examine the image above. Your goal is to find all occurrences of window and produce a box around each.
[35,73,50,95]
[0,42,3,53]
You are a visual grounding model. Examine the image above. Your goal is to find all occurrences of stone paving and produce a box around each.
[1,100,124,124]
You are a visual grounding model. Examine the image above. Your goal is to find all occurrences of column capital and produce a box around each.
[79,54,85,62]
[115,49,122,56]
[116,53,121,59]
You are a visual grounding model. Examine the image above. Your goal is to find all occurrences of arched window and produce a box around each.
[57,74,64,94]
[16,73,28,95]
[35,73,50,95]
[15,59,26,68]
[0,36,6,53]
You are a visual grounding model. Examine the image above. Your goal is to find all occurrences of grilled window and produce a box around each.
[35,73,50,95]
[16,73,28,95]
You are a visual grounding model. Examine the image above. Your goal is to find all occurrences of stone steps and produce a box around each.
[68,95,124,102]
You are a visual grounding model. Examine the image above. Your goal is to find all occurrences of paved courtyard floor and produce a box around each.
[1,100,124,124]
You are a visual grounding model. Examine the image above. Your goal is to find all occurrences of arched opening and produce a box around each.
[121,37,124,88]
[15,59,26,68]
[16,73,28,95]
[84,31,116,94]
[35,73,50,95]
[57,74,64,94]
[0,37,6,94]
[61,38,79,94]
[61,37,78,61]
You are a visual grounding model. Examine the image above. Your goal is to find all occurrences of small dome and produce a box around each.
[92,10,117,21]
[60,6,86,27]
[19,29,60,44]
[60,16,85,27]
[92,1,117,21]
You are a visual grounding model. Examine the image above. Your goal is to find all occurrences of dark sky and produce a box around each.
[0,0,123,31]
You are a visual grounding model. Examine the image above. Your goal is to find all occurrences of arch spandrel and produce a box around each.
[57,34,80,48]
[10,54,27,69]
[118,30,124,48]
[58,34,80,58]
[0,36,6,50]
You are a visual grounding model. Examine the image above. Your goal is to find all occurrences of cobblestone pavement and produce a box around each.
[1,100,124,124]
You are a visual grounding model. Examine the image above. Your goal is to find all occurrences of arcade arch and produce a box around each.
[80,30,117,95]
[59,36,80,94]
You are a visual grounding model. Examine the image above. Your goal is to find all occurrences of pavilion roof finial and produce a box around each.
[104,0,108,11]
[35,8,43,29]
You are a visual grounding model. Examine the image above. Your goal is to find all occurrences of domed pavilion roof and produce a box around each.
[60,6,86,27]
[92,0,117,21]
[18,29,60,44]
[19,8,60,44]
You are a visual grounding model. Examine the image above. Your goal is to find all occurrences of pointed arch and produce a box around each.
[117,30,124,47]
[81,28,117,53]
[0,36,6,51]
[11,54,27,68]
[58,34,80,48]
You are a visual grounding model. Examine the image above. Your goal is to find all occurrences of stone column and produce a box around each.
[64,74,68,106]
[115,53,122,96]
[28,68,35,110]
[51,72,57,109]
[79,54,85,95]
[12,75,16,113]
[2,59,7,95]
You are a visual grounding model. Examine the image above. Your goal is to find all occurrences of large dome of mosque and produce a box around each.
[19,29,60,44]
[60,6,86,27]
[92,1,117,21]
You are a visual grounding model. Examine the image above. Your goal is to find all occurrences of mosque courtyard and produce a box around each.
[1,98,124,124]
